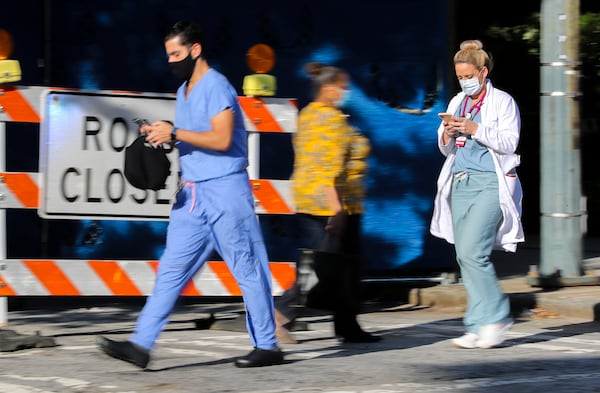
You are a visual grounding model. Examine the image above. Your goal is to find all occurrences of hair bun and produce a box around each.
[459,39,483,51]
[304,62,324,77]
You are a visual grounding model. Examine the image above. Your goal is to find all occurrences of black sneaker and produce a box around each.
[97,336,150,369]
[234,347,284,368]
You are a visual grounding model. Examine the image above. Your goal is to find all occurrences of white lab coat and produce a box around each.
[430,80,525,252]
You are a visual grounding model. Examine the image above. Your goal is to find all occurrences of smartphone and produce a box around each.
[438,112,452,122]
[133,118,150,127]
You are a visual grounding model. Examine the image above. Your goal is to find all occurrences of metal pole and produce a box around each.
[0,120,7,326]
[533,0,594,287]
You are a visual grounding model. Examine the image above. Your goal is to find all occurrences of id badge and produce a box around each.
[455,136,467,147]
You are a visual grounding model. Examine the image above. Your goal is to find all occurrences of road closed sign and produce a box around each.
[39,90,178,220]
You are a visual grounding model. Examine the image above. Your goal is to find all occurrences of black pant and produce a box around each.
[275,213,364,332]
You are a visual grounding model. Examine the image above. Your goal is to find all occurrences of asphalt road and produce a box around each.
[2,298,600,393]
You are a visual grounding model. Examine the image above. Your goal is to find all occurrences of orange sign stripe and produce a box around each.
[250,180,294,214]
[269,262,296,291]
[0,274,17,296]
[288,98,298,109]
[180,281,202,296]
[0,86,41,123]
[207,261,242,296]
[24,260,80,295]
[146,261,202,296]
[238,96,284,132]
[88,260,143,296]
[2,173,40,208]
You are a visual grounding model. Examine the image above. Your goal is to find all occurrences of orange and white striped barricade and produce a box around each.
[239,96,297,215]
[0,259,296,297]
[0,86,298,325]
[0,172,41,209]
[0,171,296,216]
[0,85,45,123]
[238,96,297,181]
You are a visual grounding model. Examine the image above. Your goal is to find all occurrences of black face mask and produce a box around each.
[169,51,197,82]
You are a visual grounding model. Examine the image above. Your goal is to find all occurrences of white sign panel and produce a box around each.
[39,90,179,220]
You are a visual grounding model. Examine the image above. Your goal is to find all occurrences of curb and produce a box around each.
[408,277,600,321]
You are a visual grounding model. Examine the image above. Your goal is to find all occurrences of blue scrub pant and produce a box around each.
[451,171,509,334]
[130,171,277,351]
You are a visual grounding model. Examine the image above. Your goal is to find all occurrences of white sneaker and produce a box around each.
[477,319,514,349]
[452,333,479,349]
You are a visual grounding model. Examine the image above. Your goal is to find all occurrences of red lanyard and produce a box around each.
[460,89,486,119]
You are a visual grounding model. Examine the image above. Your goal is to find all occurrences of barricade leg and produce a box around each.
[1,121,7,326]
[0,297,6,327]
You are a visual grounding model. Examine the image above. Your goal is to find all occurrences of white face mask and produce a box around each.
[334,88,351,108]
[459,70,483,96]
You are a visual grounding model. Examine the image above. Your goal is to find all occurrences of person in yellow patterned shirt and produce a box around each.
[274,62,380,345]
[292,103,369,216]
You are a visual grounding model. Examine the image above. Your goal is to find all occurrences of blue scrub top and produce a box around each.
[452,96,494,174]
[174,68,248,181]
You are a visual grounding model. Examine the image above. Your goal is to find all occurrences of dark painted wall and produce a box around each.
[3,1,598,274]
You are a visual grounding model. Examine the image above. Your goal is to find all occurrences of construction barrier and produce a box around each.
[0,172,41,209]
[0,260,296,297]
[238,96,297,133]
[0,85,45,123]
[0,173,294,215]
[0,85,298,298]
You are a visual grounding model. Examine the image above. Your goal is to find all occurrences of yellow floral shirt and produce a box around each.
[291,102,370,216]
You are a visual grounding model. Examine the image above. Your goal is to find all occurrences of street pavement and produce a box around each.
[1,235,600,392]
[2,294,600,392]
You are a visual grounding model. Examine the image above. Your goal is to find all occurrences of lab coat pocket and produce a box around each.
[504,172,523,211]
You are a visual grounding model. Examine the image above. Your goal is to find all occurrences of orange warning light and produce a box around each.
[0,29,14,60]
[246,44,275,74]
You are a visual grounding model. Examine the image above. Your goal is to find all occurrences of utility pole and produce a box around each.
[530,0,597,287]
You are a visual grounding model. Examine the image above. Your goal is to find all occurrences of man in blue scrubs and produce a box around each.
[98,20,284,369]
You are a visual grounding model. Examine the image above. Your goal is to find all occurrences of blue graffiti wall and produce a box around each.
[2,0,455,274]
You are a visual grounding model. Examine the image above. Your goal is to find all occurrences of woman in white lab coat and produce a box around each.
[430,39,524,349]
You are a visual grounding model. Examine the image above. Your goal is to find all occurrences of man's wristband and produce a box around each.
[171,127,178,142]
